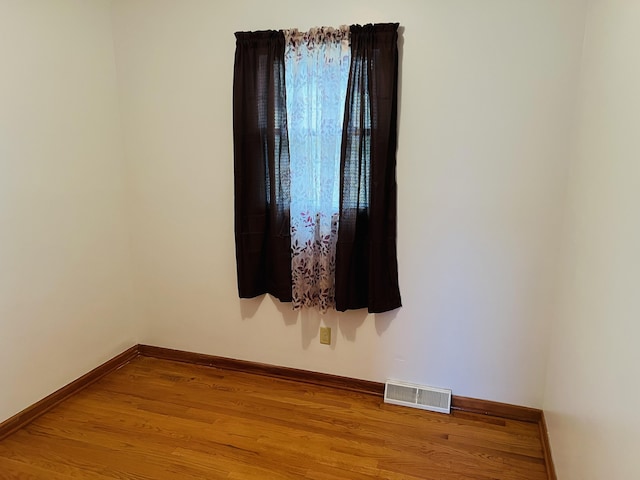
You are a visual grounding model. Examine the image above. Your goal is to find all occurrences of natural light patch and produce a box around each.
[284,26,351,311]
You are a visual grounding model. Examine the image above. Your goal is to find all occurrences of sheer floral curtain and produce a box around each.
[284,27,351,311]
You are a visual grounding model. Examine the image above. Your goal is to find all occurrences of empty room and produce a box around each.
[0,0,638,478]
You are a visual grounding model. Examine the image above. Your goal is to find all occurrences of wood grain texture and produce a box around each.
[138,344,385,396]
[539,411,557,480]
[450,396,542,423]
[0,356,550,479]
[0,345,138,441]
[139,346,545,421]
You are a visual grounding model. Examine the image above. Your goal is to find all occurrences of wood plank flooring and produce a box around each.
[0,357,548,479]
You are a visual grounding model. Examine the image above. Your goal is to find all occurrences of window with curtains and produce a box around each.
[233,23,401,314]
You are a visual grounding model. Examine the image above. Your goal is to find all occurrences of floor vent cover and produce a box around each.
[384,380,451,414]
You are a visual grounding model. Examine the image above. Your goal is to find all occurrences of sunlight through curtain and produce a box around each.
[284,27,351,311]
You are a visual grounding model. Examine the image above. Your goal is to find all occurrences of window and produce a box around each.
[233,24,402,314]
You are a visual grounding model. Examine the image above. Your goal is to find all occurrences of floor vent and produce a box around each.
[384,380,451,414]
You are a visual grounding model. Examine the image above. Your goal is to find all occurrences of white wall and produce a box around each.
[0,0,136,421]
[112,0,586,408]
[544,1,640,478]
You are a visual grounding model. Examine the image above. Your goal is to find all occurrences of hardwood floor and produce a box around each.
[0,357,548,479]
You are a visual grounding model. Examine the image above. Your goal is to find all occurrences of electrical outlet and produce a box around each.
[319,327,331,345]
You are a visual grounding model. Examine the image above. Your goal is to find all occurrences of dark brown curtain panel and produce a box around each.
[233,31,292,302]
[335,23,402,313]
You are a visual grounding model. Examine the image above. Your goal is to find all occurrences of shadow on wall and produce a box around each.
[239,296,264,320]
[239,294,398,349]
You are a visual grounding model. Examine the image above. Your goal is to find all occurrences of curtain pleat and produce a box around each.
[335,23,402,313]
[233,30,292,302]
